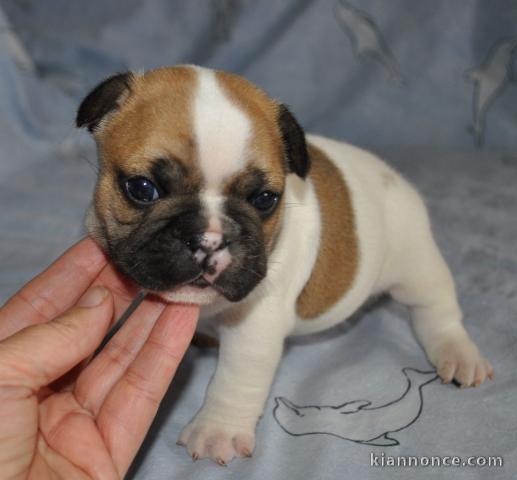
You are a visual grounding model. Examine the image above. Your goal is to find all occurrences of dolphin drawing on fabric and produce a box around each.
[465,36,517,147]
[273,368,438,446]
[335,0,404,85]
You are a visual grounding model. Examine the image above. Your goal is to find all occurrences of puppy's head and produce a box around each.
[77,66,309,304]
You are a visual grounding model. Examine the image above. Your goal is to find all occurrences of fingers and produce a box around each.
[0,286,114,393]
[0,238,108,341]
[97,303,199,478]
[75,296,166,415]
[90,263,141,320]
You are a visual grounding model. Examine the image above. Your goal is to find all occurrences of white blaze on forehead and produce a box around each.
[192,67,252,189]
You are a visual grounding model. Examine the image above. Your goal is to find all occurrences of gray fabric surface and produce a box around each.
[0,1,516,478]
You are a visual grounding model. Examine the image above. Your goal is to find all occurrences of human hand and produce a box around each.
[0,238,199,479]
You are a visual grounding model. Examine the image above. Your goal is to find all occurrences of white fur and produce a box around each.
[199,189,224,231]
[82,61,489,465]
[192,67,251,229]
[158,66,253,307]
[183,67,255,295]
[158,286,220,305]
[204,249,232,282]
[291,135,387,335]
[193,67,251,187]
[180,134,491,464]
[84,68,491,464]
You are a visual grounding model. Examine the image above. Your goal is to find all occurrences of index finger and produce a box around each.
[97,302,199,477]
[0,237,108,340]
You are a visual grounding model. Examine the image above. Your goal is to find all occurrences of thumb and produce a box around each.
[0,286,113,392]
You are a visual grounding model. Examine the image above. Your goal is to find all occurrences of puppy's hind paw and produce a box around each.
[433,340,493,388]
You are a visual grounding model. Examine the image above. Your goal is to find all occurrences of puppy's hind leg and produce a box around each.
[388,223,493,388]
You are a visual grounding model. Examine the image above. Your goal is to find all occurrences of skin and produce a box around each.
[0,238,199,479]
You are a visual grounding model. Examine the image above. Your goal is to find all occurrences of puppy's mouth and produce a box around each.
[183,272,236,299]
[188,276,212,288]
[108,227,265,304]
[155,273,223,305]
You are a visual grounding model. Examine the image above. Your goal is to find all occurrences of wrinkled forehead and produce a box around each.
[100,66,285,192]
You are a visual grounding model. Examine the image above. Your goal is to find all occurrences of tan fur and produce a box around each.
[296,144,359,319]
[216,71,287,252]
[94,67,199,230]
[99,67,197,170]
[215,70,285,178]
[93,66,287,254]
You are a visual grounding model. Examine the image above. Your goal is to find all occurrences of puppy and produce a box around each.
[77,66,492,464]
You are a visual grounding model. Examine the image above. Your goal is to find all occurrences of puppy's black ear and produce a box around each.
[76,72,134,133]
[278,104,310,178]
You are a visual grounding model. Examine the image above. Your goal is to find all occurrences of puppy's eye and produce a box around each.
[249,191,279,212]
[124,176,160,204]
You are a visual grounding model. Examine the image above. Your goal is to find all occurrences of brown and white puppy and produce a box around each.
[77,66,492,465]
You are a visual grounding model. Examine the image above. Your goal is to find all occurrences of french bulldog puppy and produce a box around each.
[77,66,492,465]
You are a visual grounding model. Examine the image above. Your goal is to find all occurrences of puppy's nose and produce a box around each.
[201,231,224,251]
[185,232,226,253]
[185,234,204,253]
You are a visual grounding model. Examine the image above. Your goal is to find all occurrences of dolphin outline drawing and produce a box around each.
[464,35,517,147]
[273,368,439,447]
[334,0,404,85]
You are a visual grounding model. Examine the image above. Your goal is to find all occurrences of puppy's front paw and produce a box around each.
[431,339,493,387]
[178,415,256,465]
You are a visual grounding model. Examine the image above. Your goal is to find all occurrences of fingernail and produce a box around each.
[77,286,109,308]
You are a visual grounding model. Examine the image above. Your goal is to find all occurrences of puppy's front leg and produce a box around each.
[178,300,292,464]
